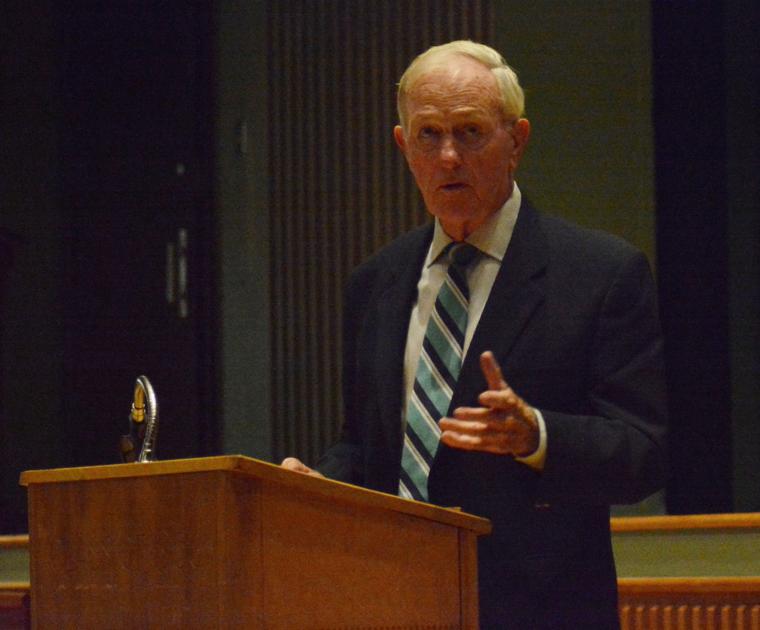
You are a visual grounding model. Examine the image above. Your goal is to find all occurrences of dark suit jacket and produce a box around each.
[318,200,668,629]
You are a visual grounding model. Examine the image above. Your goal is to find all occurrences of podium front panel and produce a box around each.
[23,456,488,628]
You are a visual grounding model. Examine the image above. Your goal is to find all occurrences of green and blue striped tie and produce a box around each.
[399,242,479,501]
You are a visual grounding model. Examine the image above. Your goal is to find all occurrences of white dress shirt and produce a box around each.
[402,183,547,469]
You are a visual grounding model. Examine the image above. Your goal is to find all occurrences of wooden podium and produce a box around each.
[20,456,491,629]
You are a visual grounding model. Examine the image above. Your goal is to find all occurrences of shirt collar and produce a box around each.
[426,182,522,267]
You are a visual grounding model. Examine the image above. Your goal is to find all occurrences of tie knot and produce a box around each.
[447,242,480,269]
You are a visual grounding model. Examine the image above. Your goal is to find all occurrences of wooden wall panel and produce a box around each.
[267,0,493,463]
[0,586,29,630]
[618,578,760,630]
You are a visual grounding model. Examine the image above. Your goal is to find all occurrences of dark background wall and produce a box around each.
[1,0,758,532]
[2,2,67,533]
[1,2,220,532]
[650,0,760,514]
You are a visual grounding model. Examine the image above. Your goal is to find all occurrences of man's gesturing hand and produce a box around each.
[439,351,540,457]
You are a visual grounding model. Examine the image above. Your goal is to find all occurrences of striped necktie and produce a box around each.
[399,242,479,501]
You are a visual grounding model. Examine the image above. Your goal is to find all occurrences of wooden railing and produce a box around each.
[619,577,760,629]
[613,513,760,630]
[0,585,29,630]
[0,535,30,630]
[611,512,760,533]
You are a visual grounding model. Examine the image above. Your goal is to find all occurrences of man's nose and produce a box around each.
[438,135,462,167]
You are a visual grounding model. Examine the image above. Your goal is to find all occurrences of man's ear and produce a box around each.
[393,125,407,154]
[509,118,531,168]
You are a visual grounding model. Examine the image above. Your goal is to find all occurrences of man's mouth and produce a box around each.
[439,182,467,191]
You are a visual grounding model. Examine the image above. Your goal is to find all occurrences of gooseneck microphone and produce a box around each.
[119,375,159,463]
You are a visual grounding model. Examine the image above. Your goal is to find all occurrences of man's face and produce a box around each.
[394,55,530,240]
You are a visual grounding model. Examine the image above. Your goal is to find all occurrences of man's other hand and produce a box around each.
[280,457,326,478]
[439,351,539,457]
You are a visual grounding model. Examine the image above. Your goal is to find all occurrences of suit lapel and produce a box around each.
[452,201,548,409]
[374,225,433,440]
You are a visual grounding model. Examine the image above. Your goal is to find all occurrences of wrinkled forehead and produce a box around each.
[404,56,503,118]
[405,52,497,93]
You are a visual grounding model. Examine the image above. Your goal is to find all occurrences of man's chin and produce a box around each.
[427,206,488,237]
[428,203,478,223]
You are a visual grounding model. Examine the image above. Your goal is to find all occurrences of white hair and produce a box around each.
[397,40,525,131]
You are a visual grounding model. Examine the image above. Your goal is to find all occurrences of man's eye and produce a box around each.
[461,125,482,138]
[419,127,439,140]
[455,124,488,149]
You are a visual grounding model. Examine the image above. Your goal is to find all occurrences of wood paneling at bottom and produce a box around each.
[618,578,760,630]
[5,576,760,629]
[0,584,30,630]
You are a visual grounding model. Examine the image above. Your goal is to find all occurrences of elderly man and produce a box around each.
[283,40,667,629]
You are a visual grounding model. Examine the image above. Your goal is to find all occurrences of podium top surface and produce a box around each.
[20,455,491,535]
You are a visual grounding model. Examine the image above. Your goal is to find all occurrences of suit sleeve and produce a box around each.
[536,250,668,505]
[314,269,367,484]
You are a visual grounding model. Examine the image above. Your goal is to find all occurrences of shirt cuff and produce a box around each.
[514,407,547,471]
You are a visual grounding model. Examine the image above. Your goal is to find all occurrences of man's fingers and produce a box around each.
[281,457,321,476]
[440,430,506,455]
[450,406,521,427]
[477,389,519,411]
[439,418,537,456]
[480,351,508,391]
[480,352,529,418]
[442,415,525,435]
[452,406,500,421]
[440,416,491,432]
